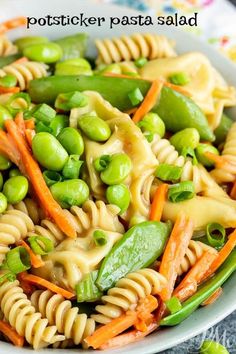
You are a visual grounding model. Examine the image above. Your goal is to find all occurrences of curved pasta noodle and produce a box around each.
[0,35,17,56]
[95,33,176,64]
[0,61,48,90]
[31,290,95,345]
[30,219,65,246]
[210,122,236,183]
[7,198,44,225]
[0,280,64,349]
[0,209,34,265]
[91,268,167,324]
[178,240,217,275]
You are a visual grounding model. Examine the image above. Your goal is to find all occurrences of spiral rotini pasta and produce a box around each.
[29,218,65,246]
[0,61,48,90]
[210,122,236,183]
[91,269,167,324]
[0,35,17,56]
[7,198,44,225]
[0,209,34,265]
[0,280,65,349]
[95,33,176,64]
[31,290,95,345]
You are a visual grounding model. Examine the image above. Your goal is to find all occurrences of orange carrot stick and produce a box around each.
[17,272,35,295]
[159,214,194,301]
[99,322,158,350]
[0,129,21,166]
[230,181,236,200]
[19,272,74,299]
[149,183,168,221]
[132,80,164,123]
[17,240,44,268]
[163,81,191,97]
[103,73,147,80]
[204,152,234,168]
[134,295,158,331]
[5,117,76,238]
[173,250,218,302]
[0,17,27,35]
[25,119,35,130]
[201,287,223,306]
[13,57,28,64]
[125,107,138,115]
[0,86,20,94]
[0,320,24,347]
[15,112,26,137]
[25,129,35,147]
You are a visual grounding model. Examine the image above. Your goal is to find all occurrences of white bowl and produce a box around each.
[0,0,236,353]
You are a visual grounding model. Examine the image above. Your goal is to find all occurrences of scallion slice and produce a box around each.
[28,236,54,255]
[55,91,88,111]
[169,72,190,86]
[156,164,183,182]
[76,270,103,302]
[6,92,31,115]
[206,223,226,249]
[168,181,195,203]
[0,270,16,284]
[6,246,31,274]
[43,170,62,187]
[93,230,108,246]
[128,88,144,106]
[181,147,198,165]
[62,155,83,179]
[165,296,182,314]
[134,57,148,68]
[93,155,111,172]
[31,103,56,124]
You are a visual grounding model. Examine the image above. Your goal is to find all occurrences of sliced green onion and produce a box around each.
[206,223,226,249]
[143,131,154,142]
[76,270,103,302]
[93,230,108,246]
[181,147,198,165]
[93,155,111,172]
[134,57,148,68]
[62,155,83,179]
[0,74,17,88]
[6,93,31,115]
[31,103,56,125]
[43,170,62,187]
[165,296,182,314]
[28,236,54,255]
[6,246,31,274]
[0,270,16,284]
[169,72,190,86]
[128,88,144,106]
[55,91,88,111]
[168,181,195,203]
[156,164,183,182]
[35,121,53,133]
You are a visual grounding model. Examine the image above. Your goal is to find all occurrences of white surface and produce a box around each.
[0,0,236,353]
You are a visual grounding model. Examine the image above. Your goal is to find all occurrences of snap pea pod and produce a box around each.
[0,54,20,68]
[214,113,233,146]
[96,221,171,291]
[29,76,214,141]
[161,249,236,326]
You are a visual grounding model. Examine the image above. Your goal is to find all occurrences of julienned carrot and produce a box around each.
[202,228,236,281]
[19,272,74,299]
[173,250,218,302]
[4,117,76,238]
[149,183,168,221]
[0,86,20,94]
[13,57,28,64]
[85,312,137,349]
[159,214,194,301]
[99,322,158,350]
[15,112,26,137]
[163,81,191,97]
[103,73,147,80]
[204,152,235,168]
[0,320,24,347]
[125,107,138,115]
[201,287,223,306]
[132,80,164,123]
[134,295,158,332]
[25,129,35,147]
[0,129,21,167]
[0,17,27,34]
[25,119,35,130]
[17,272,35,295]
[17,239,44,268]
[230,181,236,199]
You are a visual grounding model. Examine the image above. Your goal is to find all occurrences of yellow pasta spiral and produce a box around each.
[0,61,48,90]
[30,219,65,246]
[31,290,95,345]
[0,35,17,56]
[0,209,34,265]
[7,198,44,225]
[178,240,217,276]
[91,268,167,324]
[0,280,64,349]
[95,33,176,64]
[210,122,236,183]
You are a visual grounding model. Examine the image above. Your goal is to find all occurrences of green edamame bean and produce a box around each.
[0,105,12,129]
[49,114,69,137]
[57,127,84,155]
[106,184,130,214]
[99,64,122,75]
[23,43,62,63]
[138,112,165,138]
[0,173,3,191]
[0,154,12,170]
[50,179,89,208]
[32,132,68,171]
[9,168,21,178]
[0,75,17,88]
[77,114,111,142]
[200,340,229,354]
[195,143,219,167]
[170,128,200,154]
[14,36,49,51]
[100,153,132,185]
[3,176,28,204]
[0,193,7,213]
[55,58,92,76]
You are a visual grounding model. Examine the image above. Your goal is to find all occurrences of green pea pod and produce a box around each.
[96,221,171,291]
[161,249,236,326]
[154,86,214,142]
[214,113,233,146]
[0,173,3,191]
[0,54,20,68]
[54,33,88,60]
